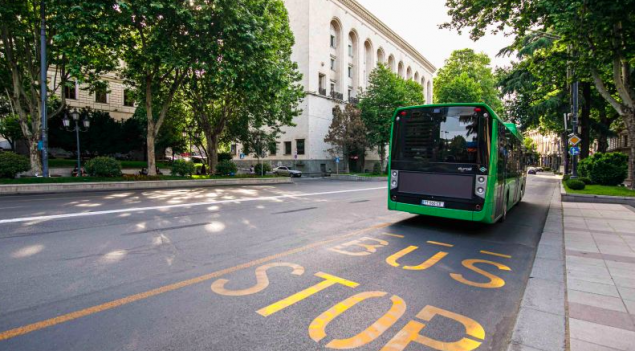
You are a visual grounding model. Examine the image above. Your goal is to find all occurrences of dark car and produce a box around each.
[527,167,537,175]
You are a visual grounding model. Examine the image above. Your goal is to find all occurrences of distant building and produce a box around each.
[236,0,436,173]
[526,130,563,170]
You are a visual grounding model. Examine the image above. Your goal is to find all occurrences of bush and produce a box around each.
[543,166,552,172]
[0,152,30,178]
[566,179,586,190]
[85,157,122,177]
[579,177,593,185]
[372,162,382,175]
[578,157,592,178]
[588,152,628,186]
[563,175,571,182]
[218,152,233,162]
[254,163,271,176]
[216,160,237,176]
[170,159,195,177]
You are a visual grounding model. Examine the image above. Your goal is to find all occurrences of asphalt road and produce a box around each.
[0,175,558,351]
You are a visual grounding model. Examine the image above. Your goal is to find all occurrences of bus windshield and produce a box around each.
[391,106,490,167]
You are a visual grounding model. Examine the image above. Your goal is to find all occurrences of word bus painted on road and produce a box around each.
[388,103,526,223]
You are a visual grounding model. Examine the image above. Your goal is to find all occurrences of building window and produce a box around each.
[330,58,336,71]
[348,44,353,57]
[330,35,336,48]
[123,89,135,107]
[231,144,237,155]
[348,66,353,78]
[348,89,352,100]
[64,82,77,100]
[95,87,108,104]
[330,82,336,94]
[284,141,292,155]
[319,74,326,95]
[296,139,305,155]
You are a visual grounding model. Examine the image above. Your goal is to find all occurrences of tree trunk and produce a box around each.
[206,134,218,175]
[580,82,591,159]
[379,144,386,171]
[597,108,609,153]
[146,122,157,176]
[28,140,42,176]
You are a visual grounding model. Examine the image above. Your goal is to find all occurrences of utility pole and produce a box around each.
[571,81,579,179]
[40,0,49,177]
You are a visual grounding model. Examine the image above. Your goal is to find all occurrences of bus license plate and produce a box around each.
[422,200,444,208]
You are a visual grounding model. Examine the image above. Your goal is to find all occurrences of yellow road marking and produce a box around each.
[381,233,405,238]
[450,259,511,289]
[480,250,512,259]
[256,272,359,317]
[427,241,454,247]
[386,246,449,271]
[0,222,392,341]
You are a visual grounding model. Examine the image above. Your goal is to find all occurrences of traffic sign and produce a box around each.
[335,157,340,163]
[569,146,580,156]
[568,135,581,146]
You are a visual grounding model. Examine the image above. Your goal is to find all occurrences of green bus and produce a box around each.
[387,103,526,223]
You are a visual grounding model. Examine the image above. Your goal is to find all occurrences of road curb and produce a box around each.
[329,174,386,182]
[507,183,567,351]
[560,181,635,205]
[0,178,293,196]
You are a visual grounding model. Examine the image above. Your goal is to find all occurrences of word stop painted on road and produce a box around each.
[210,262,486,351]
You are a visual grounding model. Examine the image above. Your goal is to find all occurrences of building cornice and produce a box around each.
[335,0,437,73]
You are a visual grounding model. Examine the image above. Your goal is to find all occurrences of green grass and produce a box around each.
[0,174,281,185]
[563,181,635,197]
[49,159,170,169]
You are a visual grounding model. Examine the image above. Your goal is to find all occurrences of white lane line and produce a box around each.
[0,187,386,225]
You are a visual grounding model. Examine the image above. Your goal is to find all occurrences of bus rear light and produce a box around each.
[391,196,397,201]
[475,175,487,199]
[476,204,482,211]
[474,108,482,112]
[390,170,399,189]
[400,111,407,116]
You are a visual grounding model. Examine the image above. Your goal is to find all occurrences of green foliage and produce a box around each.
[325,105,368,162]
[170,160,196,177]
[0,115,24,151]
[434,49,502,111]
[85,157,122,177]
[218,153,233,162]
[588,153,628,186]
[372,162,382,175]
[578,157,593,178]
[0,152,30,178]
[563,174,571,181]
[215,160,237,176]
[254,163,272,176]
[359,64,424,163]
[579,177,593,185]
[566,179,586,190]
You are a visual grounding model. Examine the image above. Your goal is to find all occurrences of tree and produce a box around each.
[113,0,211,175]
[359,64,424,168]
[434,49,502,111]
[184,0,303,174]
[0,1,119,173]
[324,105,368,173]
[442,0,635,186]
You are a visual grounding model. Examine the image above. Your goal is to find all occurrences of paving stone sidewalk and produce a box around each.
[564,202,635,351]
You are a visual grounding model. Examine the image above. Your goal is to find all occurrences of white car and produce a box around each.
[273,166,302,177]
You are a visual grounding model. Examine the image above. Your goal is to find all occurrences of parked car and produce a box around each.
[527,167,537,175]
[535,167,544,172]
[273,166,302,177]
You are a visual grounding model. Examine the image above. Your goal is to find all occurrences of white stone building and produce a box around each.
[237,0,436,173]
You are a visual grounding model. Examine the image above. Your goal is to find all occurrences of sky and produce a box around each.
[356,0,516,73]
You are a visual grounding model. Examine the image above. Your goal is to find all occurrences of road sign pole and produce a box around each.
[571,81,579,179]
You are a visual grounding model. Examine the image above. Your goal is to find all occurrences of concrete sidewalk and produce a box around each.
[563,202,635,350]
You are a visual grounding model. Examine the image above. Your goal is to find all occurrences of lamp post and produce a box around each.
[40,0,49,177]
[63,109,90,175]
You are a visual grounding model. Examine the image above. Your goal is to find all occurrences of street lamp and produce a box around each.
[62,109,90,176]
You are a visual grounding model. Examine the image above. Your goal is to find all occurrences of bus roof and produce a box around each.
[504,123,523,141]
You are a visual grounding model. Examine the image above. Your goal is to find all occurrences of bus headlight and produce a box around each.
[390,170,399,189]
[475,175,487,199]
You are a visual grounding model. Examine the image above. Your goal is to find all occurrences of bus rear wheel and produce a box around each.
[499,194,508,223]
